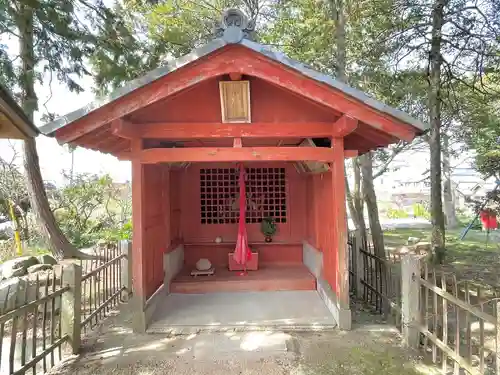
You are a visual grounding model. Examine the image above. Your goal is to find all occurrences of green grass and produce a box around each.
[384,227,500,286]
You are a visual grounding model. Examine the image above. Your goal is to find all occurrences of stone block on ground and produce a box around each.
[26,270,61,287]
[37,254,58,266]
[1,256,39,279]
[27,264,53,274]
[0,277,39,313]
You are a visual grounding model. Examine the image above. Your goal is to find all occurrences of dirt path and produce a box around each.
[47,303,436,375]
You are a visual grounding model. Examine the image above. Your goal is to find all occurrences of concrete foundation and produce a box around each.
[303,241,352,330]
[147,291,337,334]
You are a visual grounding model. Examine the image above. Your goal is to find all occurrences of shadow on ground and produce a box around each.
[46,302,443,375]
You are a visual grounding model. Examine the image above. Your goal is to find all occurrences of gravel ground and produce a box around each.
[46,303,436,375]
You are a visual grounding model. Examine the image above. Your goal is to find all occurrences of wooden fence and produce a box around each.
[348,230,403,326]
[80,240,131,334]
[0,240,132,374]
[349,232,500,374]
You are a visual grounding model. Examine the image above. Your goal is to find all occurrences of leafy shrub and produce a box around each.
[457,214,482,230]
[412,203,431,219]
[101,221,132,242]
[51,173,131,249]
[387,208,409,219]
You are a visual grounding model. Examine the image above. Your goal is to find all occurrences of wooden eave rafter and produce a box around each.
[119,146,357,164]
[53,46,418,145]
[111,117,357,140]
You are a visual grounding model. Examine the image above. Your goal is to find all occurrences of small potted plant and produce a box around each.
[261,216,277,242]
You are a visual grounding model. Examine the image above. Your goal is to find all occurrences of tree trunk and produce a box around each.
[17,3,82,260]
[331,0,367,248]
[332,0,346,83]
[442,132,458,228]
[360,153,385,259]
[428,0,447,263]
[350,158,368,245]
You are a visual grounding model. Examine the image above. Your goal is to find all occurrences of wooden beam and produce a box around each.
[229,72,242,81]
[111,118,135,139]
[344,150,358,158]
[92,135,124,151]
[116,147,357,161]
[115,121,336,139]
[330,137,350,329]
[115,151,132,161]
[54,46,418,144]
[137,147,336,163]
[233,137,242,148]
[106,138,130,154]
[334,115,358,137]
[71,125,112,147]
[131,139,146,307]
[356,123,397,145]
[240,53,417,143]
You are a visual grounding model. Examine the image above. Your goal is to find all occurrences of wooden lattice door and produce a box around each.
[200,167,287,225]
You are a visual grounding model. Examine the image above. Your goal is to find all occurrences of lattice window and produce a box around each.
[200,167,287,224]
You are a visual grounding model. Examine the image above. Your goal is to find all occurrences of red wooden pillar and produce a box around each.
[162,167,171,249]
[131,139,146,305]
[331,137,350,328]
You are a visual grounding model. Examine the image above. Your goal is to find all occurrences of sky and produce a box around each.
[0,72,132,186]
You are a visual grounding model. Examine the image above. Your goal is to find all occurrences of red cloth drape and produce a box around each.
[233,164,252,266]
[480,210,498,230]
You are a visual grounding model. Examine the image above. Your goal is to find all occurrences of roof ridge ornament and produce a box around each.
[215,9,255,43]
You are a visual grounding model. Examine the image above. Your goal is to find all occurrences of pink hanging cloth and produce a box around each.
[233,163,252,271]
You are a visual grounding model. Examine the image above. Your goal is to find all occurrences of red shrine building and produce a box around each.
[41,9,427,331]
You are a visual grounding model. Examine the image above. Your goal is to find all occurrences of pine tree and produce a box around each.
[1,0,138,259]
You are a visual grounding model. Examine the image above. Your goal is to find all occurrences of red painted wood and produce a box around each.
[305,175,317,248]
[106,138,130,154]
[334,115,358,137]
[331,137,348,307]
[54,45,418,145]
[229,72,242,81]
[233,51,418,142]
[142,164,171,298]
[115,121,336,139]
[183,243,303,268]
[170,265,316,293]
[137,147,336,163]
[179,163,307,244]
[233,137,242,148]
[72,124,111,146]
[131,139,146,302]
[169,169,182,243]
[228,252,258,271]
[129,76,337,124]
[118,148,359,164]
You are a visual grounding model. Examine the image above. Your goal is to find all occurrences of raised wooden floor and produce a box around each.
[170,265,316,294]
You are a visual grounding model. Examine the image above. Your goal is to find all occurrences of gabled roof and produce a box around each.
[40,38,427,137]
[0,85,39,139]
